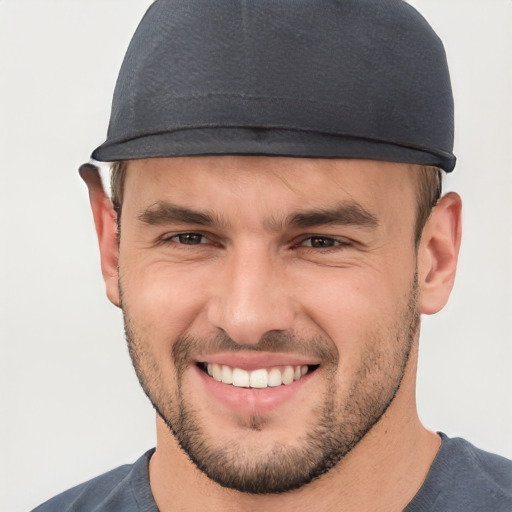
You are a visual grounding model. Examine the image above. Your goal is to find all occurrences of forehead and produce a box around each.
[121,156,417,218]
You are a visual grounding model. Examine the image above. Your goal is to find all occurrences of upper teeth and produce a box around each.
[206,363,309,388]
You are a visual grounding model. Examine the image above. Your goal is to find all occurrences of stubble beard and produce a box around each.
[122,274,420,494]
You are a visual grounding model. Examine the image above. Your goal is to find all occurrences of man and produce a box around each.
[33,0,512,510]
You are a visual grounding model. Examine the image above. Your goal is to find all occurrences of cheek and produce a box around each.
[119,258,213,349]
[296,268,400,324]
[293,261,415,353]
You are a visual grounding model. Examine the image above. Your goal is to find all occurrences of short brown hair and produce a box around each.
[110,160,127,217]
[414,165,443,245]
[110,161,441,246]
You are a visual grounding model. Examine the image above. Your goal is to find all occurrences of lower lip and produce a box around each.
[194,365,311,415]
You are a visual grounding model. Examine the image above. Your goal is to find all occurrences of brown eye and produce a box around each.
[174,233,206,245]
[304,236,337,248]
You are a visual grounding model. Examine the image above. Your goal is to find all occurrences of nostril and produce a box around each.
[206,290,296,346]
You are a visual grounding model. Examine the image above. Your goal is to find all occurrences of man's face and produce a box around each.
[117,156,421,493]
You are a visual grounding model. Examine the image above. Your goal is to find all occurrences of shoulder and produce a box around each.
[406,434,512,512]
[31,449,157,512]
[456,437,512,488]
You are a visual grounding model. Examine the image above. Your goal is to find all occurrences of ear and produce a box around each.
[79,164,120,307]
[417,192,462,315]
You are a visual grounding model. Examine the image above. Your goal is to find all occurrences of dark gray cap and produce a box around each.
[92,0,456,172]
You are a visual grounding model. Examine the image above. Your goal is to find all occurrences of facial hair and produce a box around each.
[122,273,420,494]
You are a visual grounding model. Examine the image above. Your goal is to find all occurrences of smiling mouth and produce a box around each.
[197,362,320,389]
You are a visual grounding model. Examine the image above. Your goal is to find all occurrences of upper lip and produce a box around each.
[195,352,321,371]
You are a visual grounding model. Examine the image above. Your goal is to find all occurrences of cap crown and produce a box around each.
[93,0,455,172]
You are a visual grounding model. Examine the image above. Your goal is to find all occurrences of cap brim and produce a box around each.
[91,127,456,172]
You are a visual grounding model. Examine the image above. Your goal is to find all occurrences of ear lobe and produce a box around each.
[79,164,120,307]
[418,192,462,315]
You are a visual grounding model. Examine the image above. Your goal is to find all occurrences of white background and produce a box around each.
[1,1,511,511]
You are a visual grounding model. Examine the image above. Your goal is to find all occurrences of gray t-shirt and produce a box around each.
[32,434,512,511]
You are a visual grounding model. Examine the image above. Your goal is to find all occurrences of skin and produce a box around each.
[82,156,462,511]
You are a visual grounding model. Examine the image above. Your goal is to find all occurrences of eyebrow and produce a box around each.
[138,200,379,230]
[138,202,223,227]
[284,202,379,230]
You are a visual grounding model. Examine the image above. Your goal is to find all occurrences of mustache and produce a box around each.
[172,331,337,370]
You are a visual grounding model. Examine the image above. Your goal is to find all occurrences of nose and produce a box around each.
[206,244,296,345]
